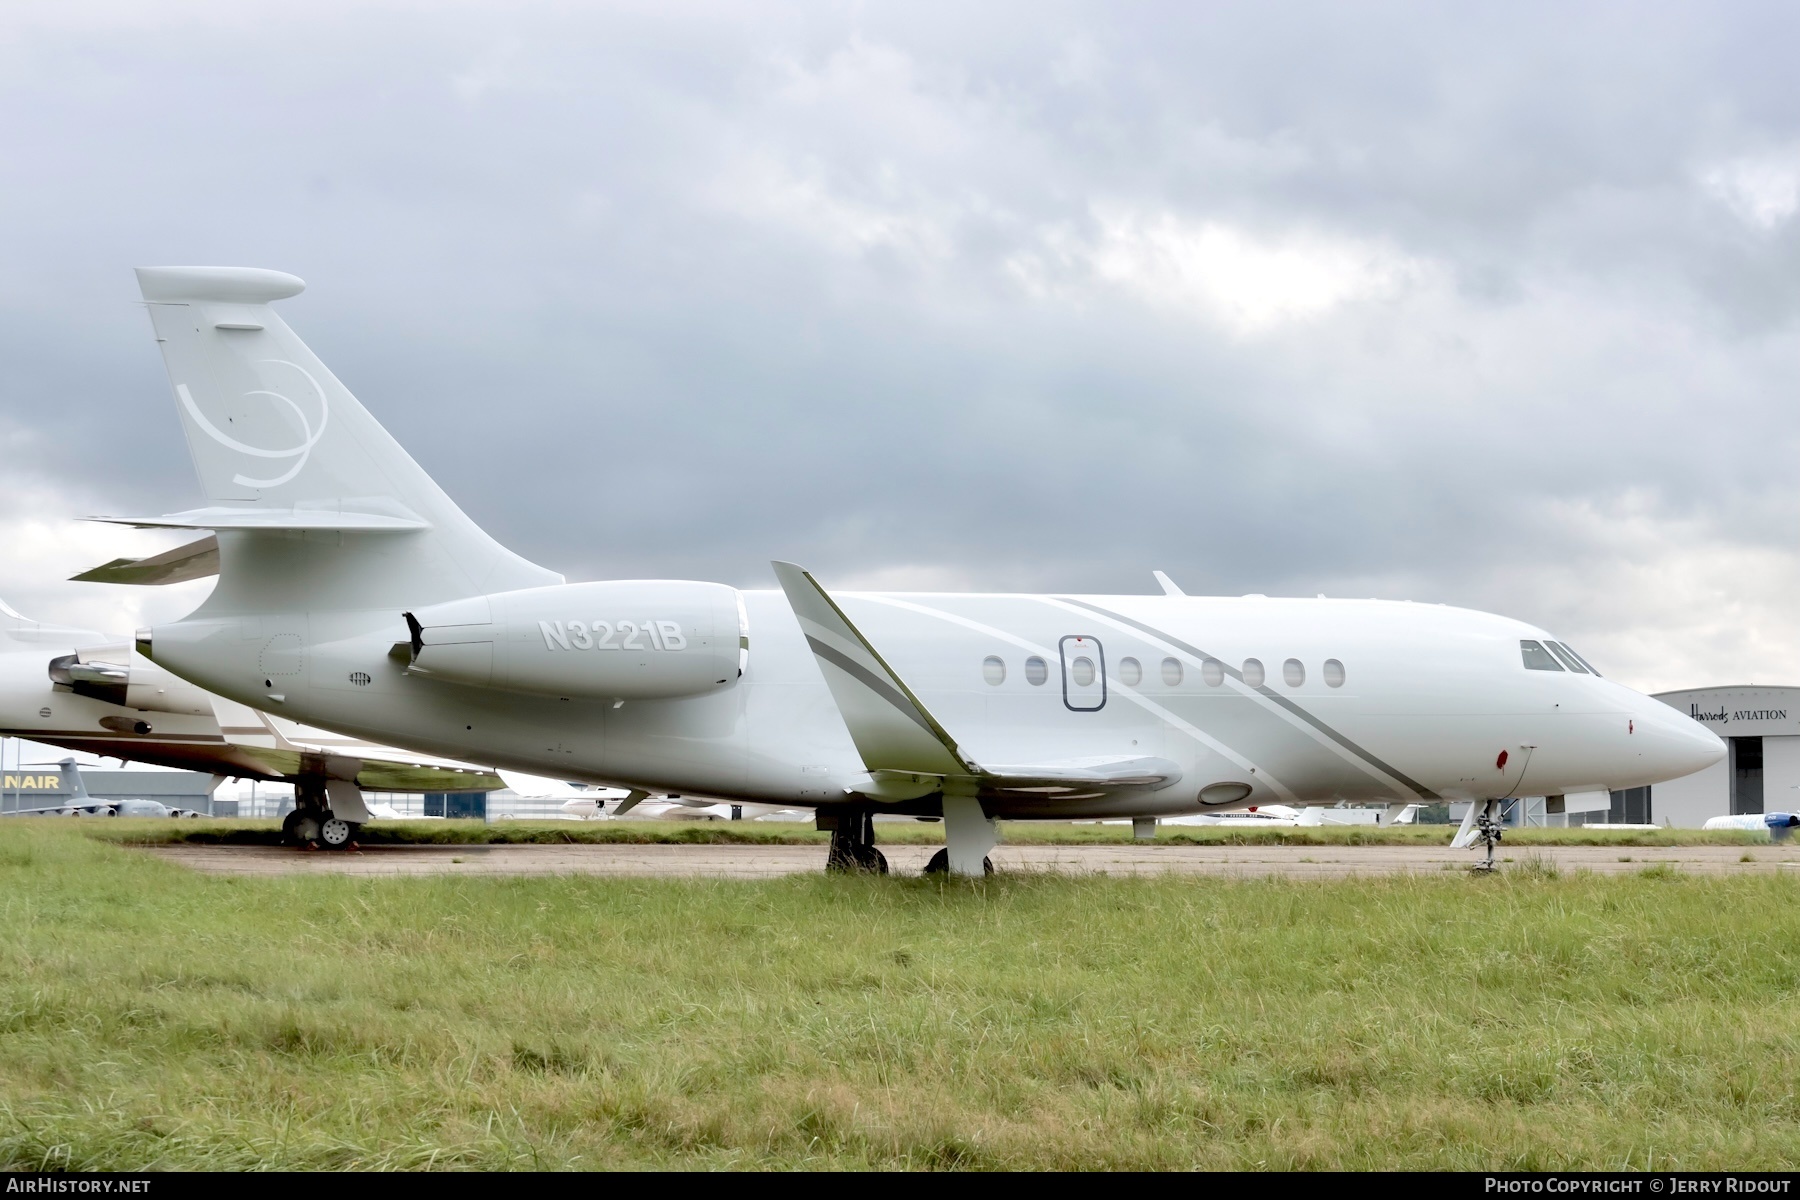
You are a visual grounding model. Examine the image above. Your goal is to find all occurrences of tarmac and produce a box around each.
[142,840,1800,879]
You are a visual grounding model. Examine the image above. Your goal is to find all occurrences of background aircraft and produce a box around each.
[0,756,201,817]
[494,771,803,822]
[108,266,1724,874]
[1703,813,1799,842]
[0,596,503,844]
[1165,803,1423,828]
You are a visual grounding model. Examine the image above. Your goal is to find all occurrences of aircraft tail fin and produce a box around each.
[58,758,90,802]
[0,598,101,648]
[0,598,31,640]
[121,267,561,610]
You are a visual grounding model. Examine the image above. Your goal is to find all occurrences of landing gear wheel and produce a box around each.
[827,842,889,874]
[318,815,356,849]
[282,809,322,847]
[923,849,994,876]
[825,809,888,874]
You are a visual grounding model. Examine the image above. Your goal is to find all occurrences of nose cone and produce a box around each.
[1631,697,1726,784]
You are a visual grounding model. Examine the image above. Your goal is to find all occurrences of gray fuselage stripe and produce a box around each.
[1056,598,1441,801]
[804,635,943,743]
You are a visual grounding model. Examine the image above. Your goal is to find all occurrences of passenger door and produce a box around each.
[1059,635,1106,712]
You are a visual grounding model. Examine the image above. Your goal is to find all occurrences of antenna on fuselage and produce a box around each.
[1152,570,1186,597]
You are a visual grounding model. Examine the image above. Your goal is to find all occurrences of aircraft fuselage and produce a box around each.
[145,586,1722,818]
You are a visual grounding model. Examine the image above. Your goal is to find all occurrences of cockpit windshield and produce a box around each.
[1545,642,1588,673]
[1520,640,1564,671]
[1555,642,1601,676]
[1521,639,1603,676]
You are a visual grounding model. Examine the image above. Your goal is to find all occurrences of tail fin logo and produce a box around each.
[176,359,330,489]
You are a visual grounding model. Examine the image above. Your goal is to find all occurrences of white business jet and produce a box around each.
[95,267,1723,874]
[496,770,796,821]
[1703,813,1799,843]
[1165,802,1422,828]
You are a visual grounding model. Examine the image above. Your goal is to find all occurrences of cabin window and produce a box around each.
[1118,656,1142,686]
[1161,656,1183,686]
[1242,658,1265,688]
[1025,656,1049,686]
[1283,658,1304,687]
[982,655,1006,685]
[1071,656,1096,687]
[1202,657,1224,687]
[1520,640,1564,671]
[1544,642,1588,673]
[1323,658,1346,687]
[1554,641,1601,676]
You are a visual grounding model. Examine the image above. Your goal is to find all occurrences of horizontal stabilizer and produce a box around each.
[773,560,972,779]
[84,506,427,532]
[71,535,219,585]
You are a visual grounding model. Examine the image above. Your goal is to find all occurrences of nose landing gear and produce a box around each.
[1471,798,1504,872]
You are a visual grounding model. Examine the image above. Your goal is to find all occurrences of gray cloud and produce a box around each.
[3,1,1800,692]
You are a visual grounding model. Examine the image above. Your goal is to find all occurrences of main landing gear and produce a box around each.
[929,794,999,878]
[922,849,993,876]
[281,777,361,850]
[820,797,997,877]
[825,808,888,874]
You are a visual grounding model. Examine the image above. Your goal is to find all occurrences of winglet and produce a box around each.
[772,561,973,779]
[1152,570,1186,597]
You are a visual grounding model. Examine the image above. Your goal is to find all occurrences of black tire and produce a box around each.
[923,850,993,876]
[281,809,313,846]
[827,841,888,874]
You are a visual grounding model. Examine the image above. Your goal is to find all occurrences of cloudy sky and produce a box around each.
[2,1,1799,694]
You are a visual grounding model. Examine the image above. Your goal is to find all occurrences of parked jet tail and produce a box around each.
[98,267,562,612]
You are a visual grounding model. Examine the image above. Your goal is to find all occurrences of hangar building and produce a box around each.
[1647,686,1800,827]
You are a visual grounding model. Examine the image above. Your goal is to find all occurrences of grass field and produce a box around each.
[3,821,1797,1169]
[83,817,1770,849]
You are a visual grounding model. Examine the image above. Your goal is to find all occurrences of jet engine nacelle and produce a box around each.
[405,580,745,702]
[49,647,215,716]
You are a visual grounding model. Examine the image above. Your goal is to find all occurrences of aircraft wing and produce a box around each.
[772,560,973,780]
[208,697,503,792]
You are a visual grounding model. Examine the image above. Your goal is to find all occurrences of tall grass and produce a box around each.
[1,822,1796,1169]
